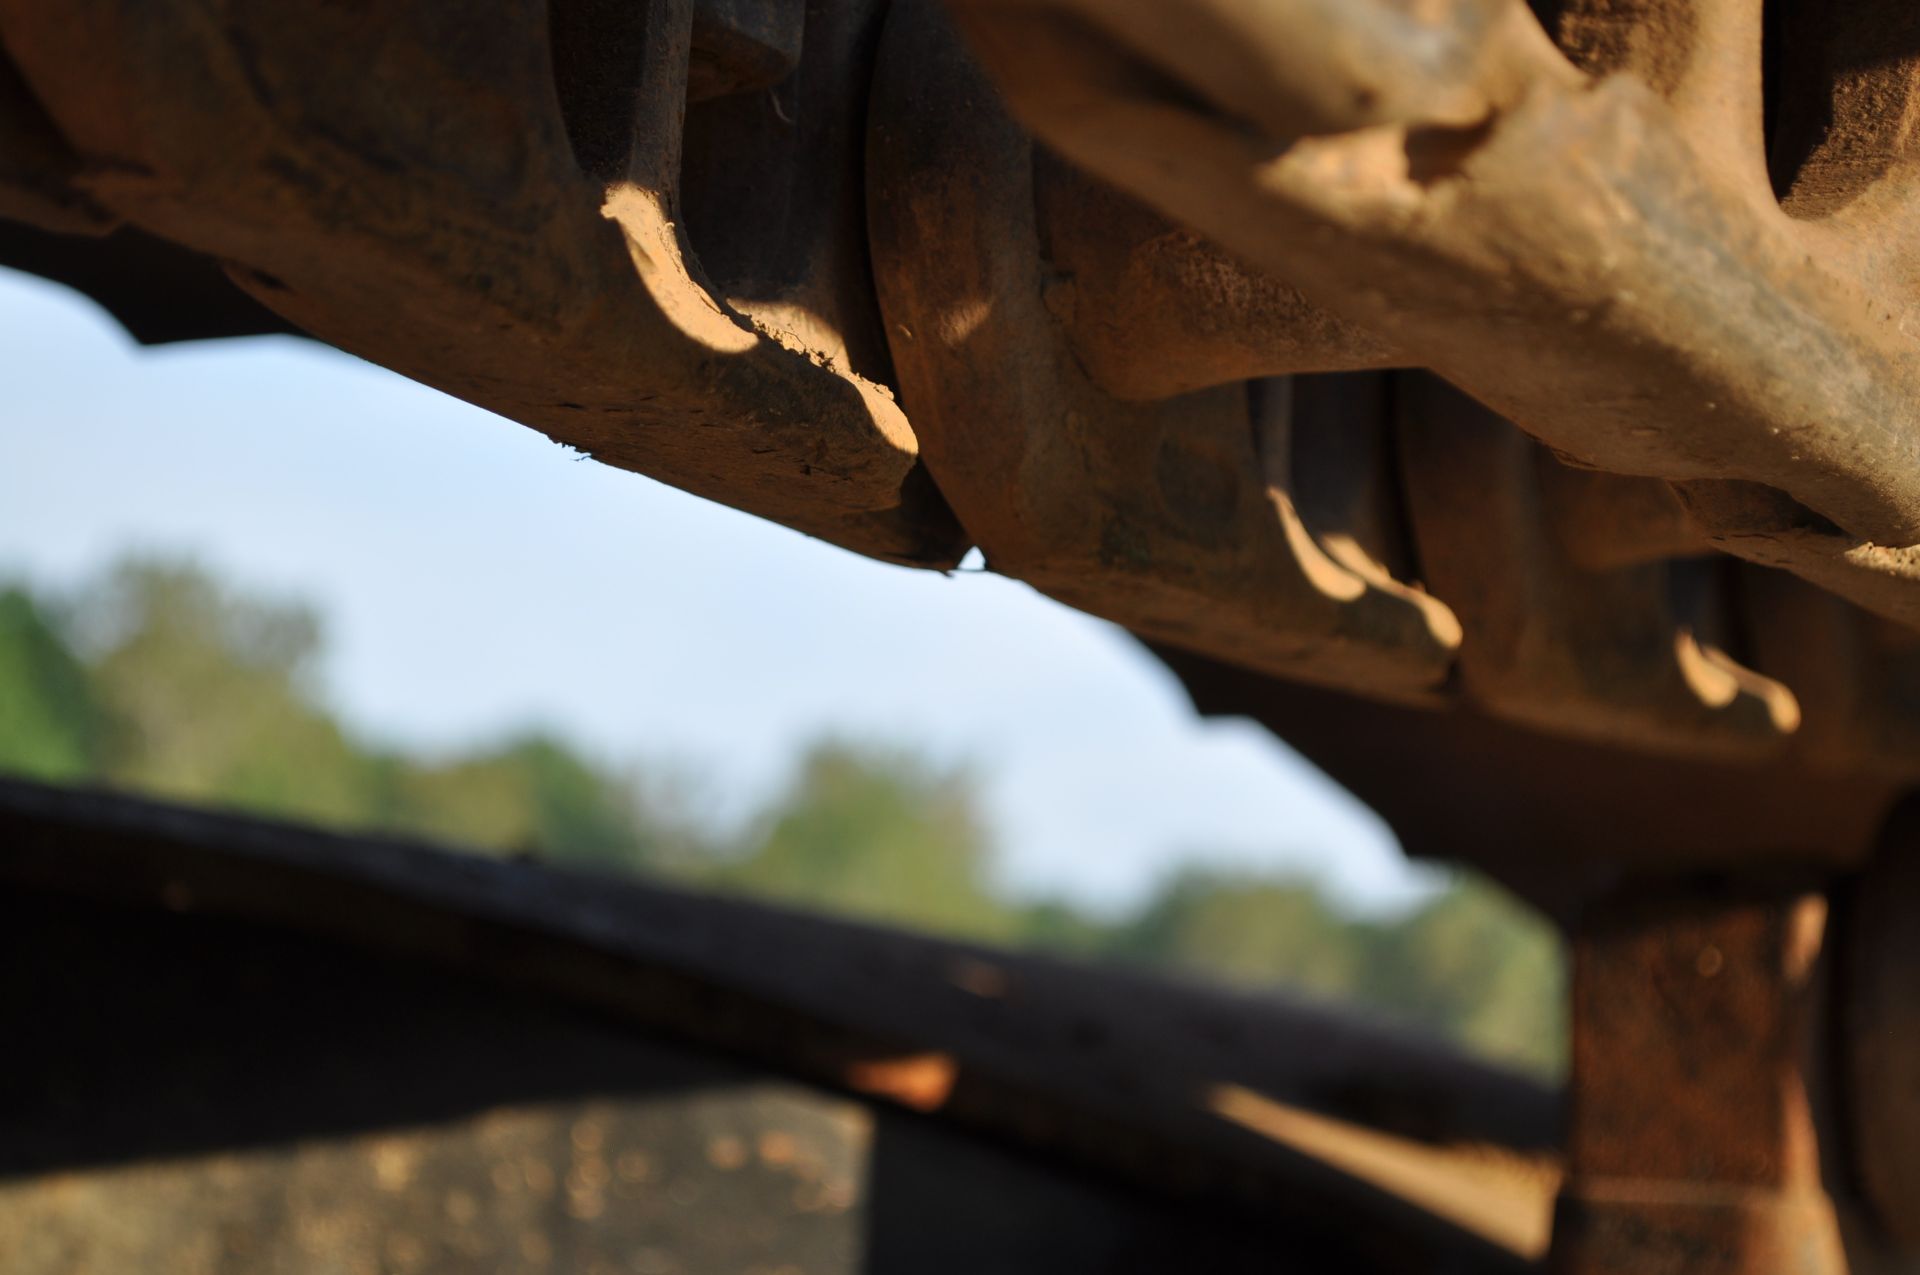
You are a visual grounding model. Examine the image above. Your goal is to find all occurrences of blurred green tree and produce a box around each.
[1013,897,1115,958]
[718,741,1017,942]
[1112,867,1364,1001]
[1355,874,1566,1075]
[75,559,372,823]
[376,735,657,871]
[18,559,663,865]
[0,587,105,781]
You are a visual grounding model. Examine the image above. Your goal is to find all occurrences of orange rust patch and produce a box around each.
[842,1053,958,1113]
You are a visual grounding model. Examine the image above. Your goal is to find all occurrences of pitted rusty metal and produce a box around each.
[868,13,1462,704]
[944,0,1920,609]
[1837,801,1920,1259]
[687,0,806,101]
[1553,886,1849,1275]
[0,49,112,235]
[1033,161,1393,401]
[1397,375,1799,760]
[891,0,1920,770]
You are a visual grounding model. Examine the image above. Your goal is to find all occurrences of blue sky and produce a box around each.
[0,265,1436,914]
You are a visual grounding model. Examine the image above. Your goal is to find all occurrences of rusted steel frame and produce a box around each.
[941,0,1920,626]
[1033,163,1393,401]
[687,0,806,102]
[0,776,1559,1266]
[1397,375,1798,759]
[0,44,111,235]
[869,0,1462,704]
[1836,799,1920,1258]
[0,219,304,344]
[0,0,963,567]
[1736,566,1920,779]
[1540,465,1708,573]
[1552,882,1850,1275]
[1677,479,1920,632]
[1152,643,1902,906]
[678,0,906,391]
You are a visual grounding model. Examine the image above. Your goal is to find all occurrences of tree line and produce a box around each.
[0,559,1564,1075]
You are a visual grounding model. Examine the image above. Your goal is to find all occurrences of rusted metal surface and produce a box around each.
[1152,644,1897,915]
[1033,162,1392,401]
[1397,375,1797,760]
[0,0,963,566]
[0,776,1559,1271]
[868,3,1462,704]
[0,219,298,343]
[861,0,1920,776]
[689,0,806,102]
[1552,885,1847,1275]
[1739,573,1920,781]
[944,0,1920,608]
[1837,800,1920,1257]
[0,44,109,235]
